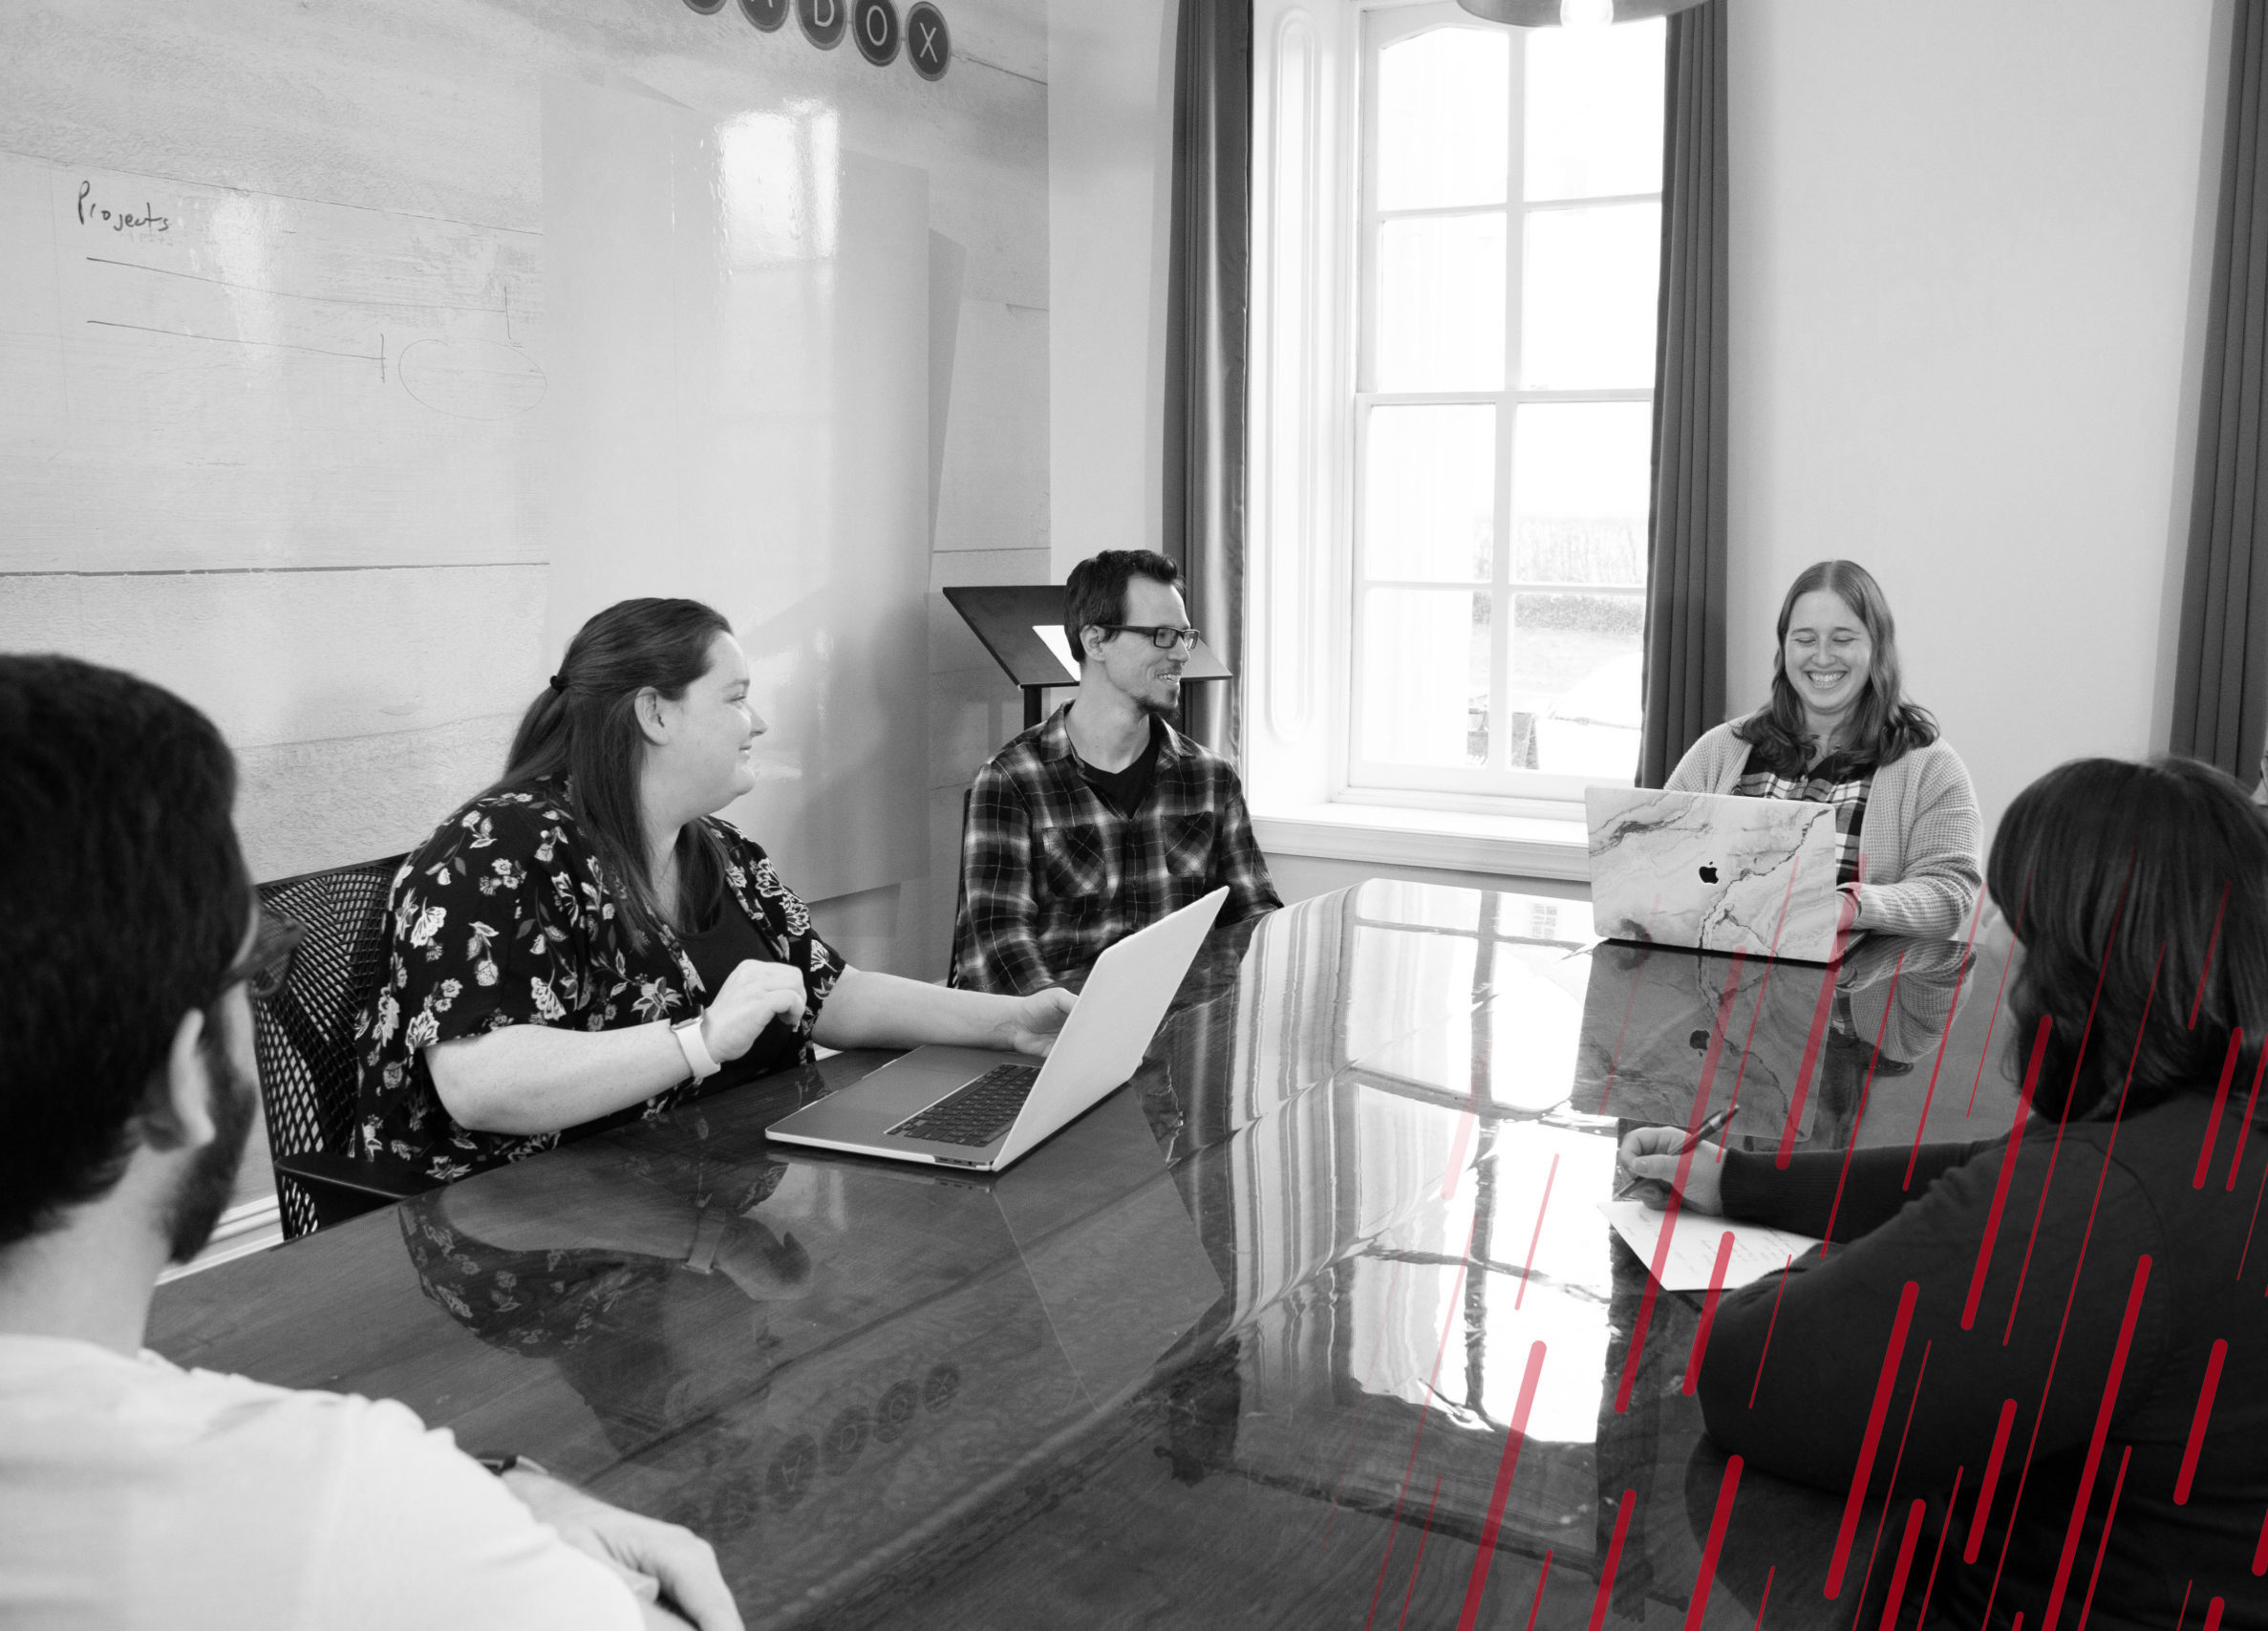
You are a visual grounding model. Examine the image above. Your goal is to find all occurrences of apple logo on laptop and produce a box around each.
[1699,864,1720,884]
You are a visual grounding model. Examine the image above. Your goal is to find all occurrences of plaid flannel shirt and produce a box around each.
[950,705,1281,995]
[1732,750,1874,886]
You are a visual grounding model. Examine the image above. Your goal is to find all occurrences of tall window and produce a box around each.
[1350,8,1663,800]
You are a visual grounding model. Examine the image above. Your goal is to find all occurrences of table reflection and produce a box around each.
[150,880,2021,1629]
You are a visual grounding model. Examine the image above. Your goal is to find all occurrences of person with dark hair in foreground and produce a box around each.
[0,655,738,1630]
[1622,756,2268,1628]
[950,549,1279,995]
[356,598,1074,1184]
[1666,559,1981,937]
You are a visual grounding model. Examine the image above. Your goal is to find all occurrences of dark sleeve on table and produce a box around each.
[1720,1138,1998,1242]
[1697,1132,2171,1496]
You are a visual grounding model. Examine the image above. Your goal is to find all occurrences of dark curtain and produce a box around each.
[1637,1,1730,788]
[2172,0,2268,786]
[1162,0,1252,761]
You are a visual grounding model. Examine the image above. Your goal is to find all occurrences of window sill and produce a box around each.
[1252,801,1591,882]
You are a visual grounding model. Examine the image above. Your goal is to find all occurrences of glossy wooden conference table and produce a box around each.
[150,881,2019,1629]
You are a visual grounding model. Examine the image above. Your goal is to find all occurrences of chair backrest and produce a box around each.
[251,855,404,1234]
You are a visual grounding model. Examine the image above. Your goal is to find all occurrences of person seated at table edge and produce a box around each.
[1621,755,2268,1629]
[1666,558,1980,938]
[949,548,1281,996]
[355,598,1073,1185]
[0,654,736,1631]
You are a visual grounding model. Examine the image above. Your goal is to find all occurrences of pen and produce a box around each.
[1615,1102,1740,1199]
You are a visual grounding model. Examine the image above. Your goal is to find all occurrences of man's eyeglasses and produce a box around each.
[1093,625,1203,653]
[219,910,305,1003]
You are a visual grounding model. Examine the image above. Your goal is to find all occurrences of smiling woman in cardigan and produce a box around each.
[1665,558,1980,938]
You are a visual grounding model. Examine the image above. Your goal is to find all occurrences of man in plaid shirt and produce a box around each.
[951,550,1280,995]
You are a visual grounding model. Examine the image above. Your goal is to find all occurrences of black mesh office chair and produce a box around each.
[252,855,431,1237]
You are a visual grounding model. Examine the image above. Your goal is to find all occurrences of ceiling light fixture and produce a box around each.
[1454,0,1708,26]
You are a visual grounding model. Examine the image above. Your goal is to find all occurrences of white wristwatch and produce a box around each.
[672,1014,721,1082]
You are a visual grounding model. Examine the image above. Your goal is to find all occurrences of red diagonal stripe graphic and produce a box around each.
[1395,1474,1444,1631]
[1966,877,2031,1118]
[1852,1340,1933,1618]
[1826,1278,1920,1598]
[2193,1032,2245,1189]
[1519,1550,1553,1631]
[1456,1341,1549,1631]
[1879,1499,1929,1631]
[2074,1444,2132,1631]
[2223,1042,2268,1191]
[2007,941,2159,1344]
[1514,1153,1560,1311]
[1683,1454,1743,1631]
[1906,888,1988,1186]
[1683,1231,1737,1396]
[1744,1254,1796,1409]
[2187,880,2230,1029]
[2040,1254,2153,1631]
[1616,953,1747,1413]
[1587,1491,1637,1631]
[1966,1399,2021,1563]
[2253,1506,2268,1576]
[1916,1465,1965,1631]
[1821,952,1907,1246]
[2175,1340,2227,1505]
[1962,1018,2052,1331]
[1778,907,1854,1166]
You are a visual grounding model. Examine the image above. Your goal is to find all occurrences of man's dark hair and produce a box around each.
[1988,755,2268,1124]
[1064,549,1183,666]
[0,655,251,1248]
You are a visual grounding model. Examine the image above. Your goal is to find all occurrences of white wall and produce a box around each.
[1726,0,2224,840]
[1046,0,1180,581]
[0,0,1051,980]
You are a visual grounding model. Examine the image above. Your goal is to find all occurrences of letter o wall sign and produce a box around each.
[681,0,950,78]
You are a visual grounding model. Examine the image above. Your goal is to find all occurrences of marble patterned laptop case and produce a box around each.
[1584,786,1845,962]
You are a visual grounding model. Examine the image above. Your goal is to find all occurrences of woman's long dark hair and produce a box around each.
[484,598,733,947]
[1989,756,2268,1124]
[1734,560,1939,775]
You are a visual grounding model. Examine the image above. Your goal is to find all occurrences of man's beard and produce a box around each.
[164,1027,258,1263]
[1135,680,1182,719]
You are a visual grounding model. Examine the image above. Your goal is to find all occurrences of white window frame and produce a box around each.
[1246,0,1659,826]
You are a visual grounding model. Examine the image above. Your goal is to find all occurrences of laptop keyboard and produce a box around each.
[886,1063,1043,1148]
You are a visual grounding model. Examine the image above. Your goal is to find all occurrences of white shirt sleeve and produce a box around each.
[300,1397,643,1631]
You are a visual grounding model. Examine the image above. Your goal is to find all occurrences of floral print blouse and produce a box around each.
[353,779,845,1184]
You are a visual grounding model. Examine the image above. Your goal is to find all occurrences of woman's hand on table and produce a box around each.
[703,960,808,1060]
[998,986,1077,1056]
[1615,1125,1727,1215]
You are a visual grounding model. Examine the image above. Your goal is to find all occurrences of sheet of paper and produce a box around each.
[1596,1200,1822,1292]
[1034,623,1079,677]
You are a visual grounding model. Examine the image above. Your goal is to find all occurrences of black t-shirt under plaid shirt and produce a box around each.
[950,704,1281,995]
[1732,748,1873,886]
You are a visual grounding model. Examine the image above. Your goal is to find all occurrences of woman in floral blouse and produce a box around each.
[355,597,1073,1185]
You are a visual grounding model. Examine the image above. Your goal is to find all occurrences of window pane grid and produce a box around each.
[1352,4,1661,790]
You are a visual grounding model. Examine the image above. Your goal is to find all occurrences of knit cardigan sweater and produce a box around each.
[1662,719,1982,938]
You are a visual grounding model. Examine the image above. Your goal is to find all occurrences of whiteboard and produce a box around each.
[0,152,546,572]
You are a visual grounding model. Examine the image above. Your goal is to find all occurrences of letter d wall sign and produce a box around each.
[681,0,951,79]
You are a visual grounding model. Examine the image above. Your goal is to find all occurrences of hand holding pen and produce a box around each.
[1613,1104,1737,1215]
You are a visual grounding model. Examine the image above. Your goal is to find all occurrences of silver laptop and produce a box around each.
[764,887,1230,1171]
[1585,785,1848,963]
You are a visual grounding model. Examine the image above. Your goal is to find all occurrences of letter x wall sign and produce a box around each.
[682,0,952,79]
